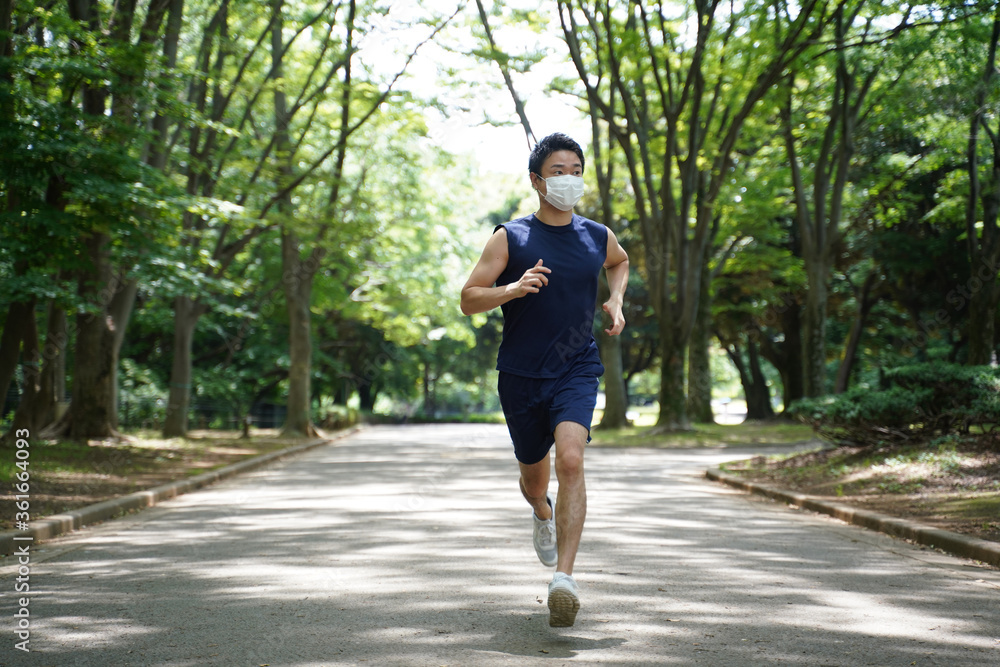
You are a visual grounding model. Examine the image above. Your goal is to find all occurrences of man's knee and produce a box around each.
[556,452,584,483]
[554,426,586,480]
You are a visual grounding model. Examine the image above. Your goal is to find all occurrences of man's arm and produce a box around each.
[602,228,629,336]
[460,228,552,315]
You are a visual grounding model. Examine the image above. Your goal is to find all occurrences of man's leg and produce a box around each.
[519,454,552,521]
[545,421,587,627]
[552,421,587,574]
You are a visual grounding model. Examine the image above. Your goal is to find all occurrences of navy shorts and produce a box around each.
[498,360,603,465]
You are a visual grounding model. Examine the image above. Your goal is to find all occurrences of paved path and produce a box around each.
[3,424,999,666]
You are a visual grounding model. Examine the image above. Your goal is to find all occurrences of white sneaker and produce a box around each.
[532,495,557,567]
[547,572,580,627]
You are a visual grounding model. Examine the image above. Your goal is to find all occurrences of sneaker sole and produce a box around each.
[547,587,580,627]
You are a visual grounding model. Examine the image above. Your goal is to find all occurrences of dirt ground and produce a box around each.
[722,437,1000,543]
[1,429,307,531]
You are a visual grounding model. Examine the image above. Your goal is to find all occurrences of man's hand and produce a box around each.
[602,299,625,336]
[508,259,551,299]
[602,227,628,336]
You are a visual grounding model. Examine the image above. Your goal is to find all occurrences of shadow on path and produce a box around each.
[3,425,998,666]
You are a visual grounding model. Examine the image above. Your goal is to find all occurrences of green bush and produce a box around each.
[315,404,359,430]
[788,362,1000,446]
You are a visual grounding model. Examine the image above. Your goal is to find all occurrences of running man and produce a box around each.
[460,132,629,627]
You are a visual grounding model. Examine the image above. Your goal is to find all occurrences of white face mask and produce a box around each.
[537,174,585,211]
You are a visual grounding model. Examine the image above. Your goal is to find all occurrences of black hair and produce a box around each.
[528,132,585,176]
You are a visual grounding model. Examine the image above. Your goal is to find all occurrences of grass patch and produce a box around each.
[589,420,817,449]
[0,428,324,530]
[1,430,298,484]
[939,495,1000,520]
[722,434,1000,543]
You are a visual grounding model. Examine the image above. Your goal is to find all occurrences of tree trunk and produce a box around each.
[66,232,118,440]
[779,298,805,409]
[967,273,999,365]
[597,329,629,428]
[656,322,690,432]
[588,85,628,430]
[687,262,714,424]
[10,303,40,434]
[758,296,804,413]
[37,302,68,427]
[109,276,138,429]
[0,300,32,417]
[597,274,629,428]
[358,383,375,412]
[965,11,1000,365]
[147,0,185,171]
[746,339,775,421]
[726,343,752,416]
[422,359,434,418]
[273,0,316,438]
[11,300,68,434]
[801,262,829,397]
[834,272,877,393]
[727,339,774,422]
[0,0,13,79]
[23,181,69,434]
[281,231,317,437]
[163,296,204,437]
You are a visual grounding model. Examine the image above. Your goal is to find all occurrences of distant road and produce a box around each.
[3,424,998,666]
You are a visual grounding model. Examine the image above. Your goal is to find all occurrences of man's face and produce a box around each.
[533,150,584,195]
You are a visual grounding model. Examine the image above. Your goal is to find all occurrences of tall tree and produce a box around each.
[64,0,174,439]
[161,0,299,436]
[964,4,1000,365]
[267,0,459,436]
[584,46,630,428]
[782,1,926,396]
[272,0,323,437]
[557,0,840,429]
[0,0,177,439]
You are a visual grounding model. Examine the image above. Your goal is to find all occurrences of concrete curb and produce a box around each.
[1,426,363,556]
[706,467,1000,568]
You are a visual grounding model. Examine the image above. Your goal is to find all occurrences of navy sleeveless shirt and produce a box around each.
[494,213,608,378]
